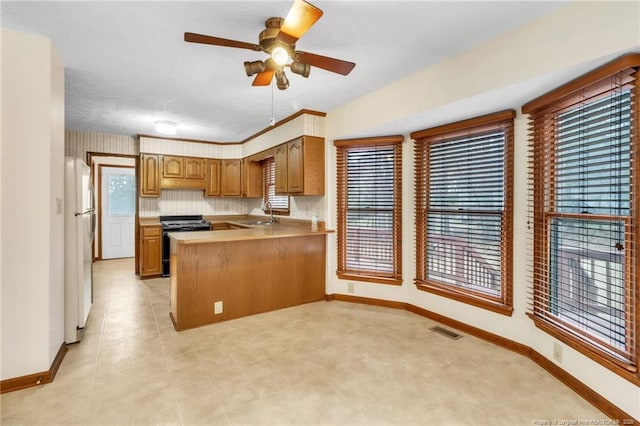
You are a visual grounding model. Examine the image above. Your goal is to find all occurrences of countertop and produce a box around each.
[168,222,333,244]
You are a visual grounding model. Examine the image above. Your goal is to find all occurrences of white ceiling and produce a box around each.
[1,1,567,142]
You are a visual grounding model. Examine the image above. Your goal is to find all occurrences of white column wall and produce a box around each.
[1,28,65,379]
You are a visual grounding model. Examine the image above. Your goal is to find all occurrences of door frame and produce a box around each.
[98,164,135,260]
[86,152,139,273]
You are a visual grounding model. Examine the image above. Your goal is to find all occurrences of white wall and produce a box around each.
[323,1,640,419]
[1,28,65,379]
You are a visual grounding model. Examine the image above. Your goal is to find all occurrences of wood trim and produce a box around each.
[334,135,404,147]
[86,152,139,270]
[522,53,640,114]
[138,110,326,146]
[529,349,637,423]
[405,302,529,355]
[413,111,514,315]
[337,272,402,286]
[239,109,326,144]
[96,164,136,261]
[325,295,639,423]
[0,342,67,394]
[410,109,516,140]
[415,281,514,316]
[530,314,640,385]
[328,293,406,310]
[137,134,241,146]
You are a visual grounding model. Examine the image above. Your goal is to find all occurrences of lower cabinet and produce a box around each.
[140,224,162,277]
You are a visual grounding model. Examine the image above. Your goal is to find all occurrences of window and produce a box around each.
[412,110,515,315]
[334,136,403,285]
[523,54,639,382]
[262,157,289,214]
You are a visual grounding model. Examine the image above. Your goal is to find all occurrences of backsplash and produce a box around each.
[247,195,325,221]
[140,189,248,217]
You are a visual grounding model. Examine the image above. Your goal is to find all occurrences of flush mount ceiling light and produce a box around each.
[155,120,177,135]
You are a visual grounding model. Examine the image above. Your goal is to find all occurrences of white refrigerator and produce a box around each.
[64,158,96,343]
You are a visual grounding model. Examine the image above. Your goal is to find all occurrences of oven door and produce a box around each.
[161,230,172,277]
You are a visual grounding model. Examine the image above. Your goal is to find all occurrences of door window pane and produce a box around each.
[108,174,135,216]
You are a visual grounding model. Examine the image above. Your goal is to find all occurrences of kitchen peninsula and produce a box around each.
[169,220,331,331]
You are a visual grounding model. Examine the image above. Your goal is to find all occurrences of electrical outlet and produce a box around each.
[214,301,223,315]
[553,342,563,363]
[347,282,355,294]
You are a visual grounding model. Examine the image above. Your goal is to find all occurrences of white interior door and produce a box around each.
[101,166,135,259]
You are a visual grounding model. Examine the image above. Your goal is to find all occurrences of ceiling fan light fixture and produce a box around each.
[271,46,289,66]
[155,120,177,135]
[275,70,289,90]
[290,61,310,78]
[244,60,266,76]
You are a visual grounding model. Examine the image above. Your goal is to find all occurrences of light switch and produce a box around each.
[56,198,63,214]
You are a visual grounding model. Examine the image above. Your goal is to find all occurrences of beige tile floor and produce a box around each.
[2,258,608,425]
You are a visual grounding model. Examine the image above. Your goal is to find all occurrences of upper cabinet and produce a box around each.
[160,155,205,190]
[274,136,324,195]
[162,155,184,179]
[140,153,160,197]
[185,157,205,180]
[221,159,242,196]
[242,159,263,198]
[139,136,323,199]
[205,159,221,196]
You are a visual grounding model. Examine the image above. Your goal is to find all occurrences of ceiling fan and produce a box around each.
[184,0,356,90]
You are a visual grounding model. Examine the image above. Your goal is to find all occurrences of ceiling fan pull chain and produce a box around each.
[269,80,275,126]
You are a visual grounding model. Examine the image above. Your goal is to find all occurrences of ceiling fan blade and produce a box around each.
[294,51,355,76]
[252,70,275,86]
[278,0,323,45]
[184,32,261,51]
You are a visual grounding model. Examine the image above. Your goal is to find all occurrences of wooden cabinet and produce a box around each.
[274,136,324,195]
[159,155,205,190]
[140,154,160,197]
[140,224,162,277]
[274,144,288,194]
[162,155,184,178]
[221,159,242,196]
[242,159,263,197]
[287,138,304,193]
[205,159,221,196]
[185,157,205,180]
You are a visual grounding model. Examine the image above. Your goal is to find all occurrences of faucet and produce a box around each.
[266,201,278,224]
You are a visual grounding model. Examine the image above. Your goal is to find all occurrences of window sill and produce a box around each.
[262,209,290,216]
[528,313,639,385]
[415,280,513,317]
[337,272,402,286]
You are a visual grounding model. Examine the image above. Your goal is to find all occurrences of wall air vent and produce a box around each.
[430,325,463,340]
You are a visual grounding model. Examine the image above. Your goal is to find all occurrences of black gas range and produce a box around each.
[159,215,211,276]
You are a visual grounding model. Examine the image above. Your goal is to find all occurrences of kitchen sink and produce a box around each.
[241,220,273,226]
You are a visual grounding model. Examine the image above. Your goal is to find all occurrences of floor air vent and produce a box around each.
[430,325,463,340]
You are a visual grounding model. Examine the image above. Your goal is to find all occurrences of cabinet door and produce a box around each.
[221,159,242,196]
[162,155,184,178]
[185,157,205,180]
[287,139,304,193]
[140,226,162,276]
[205,159,221,196]
[140,154,160,197]
[274,144,288,194]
